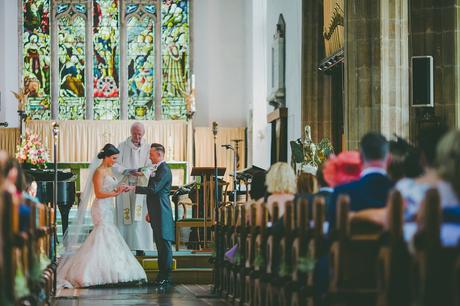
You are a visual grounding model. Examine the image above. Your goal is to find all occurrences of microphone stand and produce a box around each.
[212,122,221,293]
[51,122,59,294]
[222,144,237,206]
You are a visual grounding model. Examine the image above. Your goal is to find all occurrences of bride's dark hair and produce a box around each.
[97,144,120,159]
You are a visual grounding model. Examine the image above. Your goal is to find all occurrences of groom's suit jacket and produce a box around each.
[135,162,174,241]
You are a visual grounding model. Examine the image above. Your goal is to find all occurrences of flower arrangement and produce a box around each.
[15,131,49,169]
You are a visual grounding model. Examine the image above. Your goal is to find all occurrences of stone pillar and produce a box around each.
[301,0,332,144]
[410,0,460,131]
[344,0,409,149]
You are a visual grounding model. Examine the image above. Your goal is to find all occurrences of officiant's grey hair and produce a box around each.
[130,122,145,134]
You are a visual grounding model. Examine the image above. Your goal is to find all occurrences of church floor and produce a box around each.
[54,284,232,306]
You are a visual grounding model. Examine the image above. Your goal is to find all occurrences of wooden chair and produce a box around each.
[328,195,384,305]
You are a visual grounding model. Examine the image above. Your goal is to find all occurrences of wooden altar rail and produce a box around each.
[0,128,20,156]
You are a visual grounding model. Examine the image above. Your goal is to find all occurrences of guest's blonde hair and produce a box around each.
[436,129,460,198]
[266,162,296,194]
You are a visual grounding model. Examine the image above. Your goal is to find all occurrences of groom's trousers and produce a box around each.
[152,226,173,280]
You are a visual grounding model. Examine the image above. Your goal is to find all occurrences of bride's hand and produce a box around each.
[114,185,125,194]
[123,185,136,192]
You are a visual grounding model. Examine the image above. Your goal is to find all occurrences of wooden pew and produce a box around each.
[221,204,235,297]
[328,194,384,305]
[290,198,311,306]
[243,202,258,306]
[264,202,281,306]
[277,201,295,306]
[412,188,459,306]
[234,205,247,305]
[253,204,268,306]
[376,190,411,306]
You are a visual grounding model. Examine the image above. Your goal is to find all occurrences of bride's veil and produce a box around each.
[59,156,101,261]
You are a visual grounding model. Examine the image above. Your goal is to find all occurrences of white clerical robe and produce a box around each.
[112,137,154,251]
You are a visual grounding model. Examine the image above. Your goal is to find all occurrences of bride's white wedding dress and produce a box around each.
[57,175,147,288]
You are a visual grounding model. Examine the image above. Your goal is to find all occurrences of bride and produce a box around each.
[57,144,147,288]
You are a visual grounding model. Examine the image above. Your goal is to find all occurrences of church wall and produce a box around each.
[192,0,251,128]
[0,0,20,127]
[247,0,270,169]
[410,0,460,134]
[266,0,303,163]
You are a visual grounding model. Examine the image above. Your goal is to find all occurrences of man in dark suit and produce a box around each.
[328,132,393,229]
[135,143,174,286]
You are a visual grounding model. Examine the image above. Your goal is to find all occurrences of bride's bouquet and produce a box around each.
[16,130,49,169]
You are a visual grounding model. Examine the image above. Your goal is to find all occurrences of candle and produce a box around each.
[191,74,195,90]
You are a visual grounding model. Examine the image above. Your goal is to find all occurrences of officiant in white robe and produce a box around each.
[112,122,154,251]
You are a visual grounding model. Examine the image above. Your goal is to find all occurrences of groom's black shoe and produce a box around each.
[153,278,171,287]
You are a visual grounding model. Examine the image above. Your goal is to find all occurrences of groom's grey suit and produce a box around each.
[135,161,174,280]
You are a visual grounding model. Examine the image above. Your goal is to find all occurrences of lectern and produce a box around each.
[175,167,226,251]
[267,107,288,163]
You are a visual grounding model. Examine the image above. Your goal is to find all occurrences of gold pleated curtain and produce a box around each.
[0,128,20,156]
[26,120,190,163]
[194,127,246,185]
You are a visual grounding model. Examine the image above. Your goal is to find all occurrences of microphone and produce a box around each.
[212,121,218,136]
[221,144,234,150]
[0,122,8,127]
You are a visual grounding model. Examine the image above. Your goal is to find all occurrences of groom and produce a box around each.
[135,143,174,286]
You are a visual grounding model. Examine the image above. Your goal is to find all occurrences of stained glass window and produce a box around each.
[21,0,191,121]
[127,4,156,120]
[23,0,51,119]
[161,0,190,120]
[93,0,120,119]
[57,4,86,120]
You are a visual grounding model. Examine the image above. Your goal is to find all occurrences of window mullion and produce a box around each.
[120,0,128,119]
[85,0,94,119]
[155,0,161,120]
[51,0,59,119]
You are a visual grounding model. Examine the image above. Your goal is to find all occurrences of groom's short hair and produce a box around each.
[151,143,165,154]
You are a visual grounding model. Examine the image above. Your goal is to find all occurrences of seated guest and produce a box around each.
[313,165,334,217]
[328,132,393,228]
[3,158,25,198]
[396,126,452,221]
[322,151,362,188]
[433,129,460,220]
[24,173,39,203]
[265,162,296,220]
[388,136,422,182]
[245,171,267,225]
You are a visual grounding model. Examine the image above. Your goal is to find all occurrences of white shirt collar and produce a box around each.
[153,160,165,168]
[360,167,387,178]
[319,187,334,193]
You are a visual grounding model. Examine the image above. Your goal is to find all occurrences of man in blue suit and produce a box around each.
[328,132,393,229]
[135,143,174,287]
